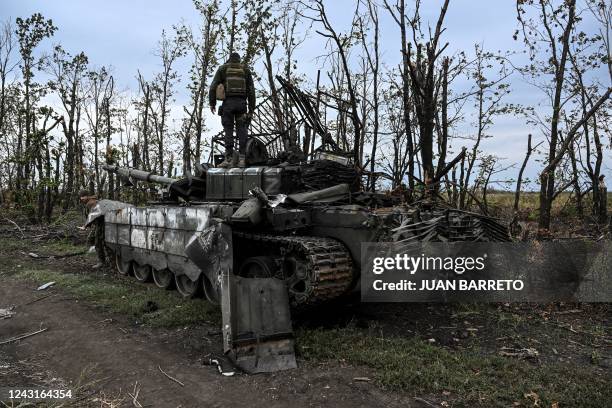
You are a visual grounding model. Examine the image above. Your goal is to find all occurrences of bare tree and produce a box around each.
[177,0,221,174]
[47,45,88,208]
[403,0,450,191]
[151,30,185,175]
[514,134,541,213]
[136,71,152,171]
[383,0,416,194]
[358,0,380,191]
[459,45,512,209]
[303,0,363,166]
[516,0,611,230]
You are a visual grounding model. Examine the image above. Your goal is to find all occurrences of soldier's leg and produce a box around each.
[221,104,235,158]
[235,99,249,155]
[236,113,248,154]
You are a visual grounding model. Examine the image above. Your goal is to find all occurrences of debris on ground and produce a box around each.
[37,281,56,291]
[0,307,16,320]
[158,365,185,386]
[127,381,143,408]
[20,293,56,307]
[0,327,48,345]
[499,347,539,359]
[25,249,89,259]
[203,354,236,377]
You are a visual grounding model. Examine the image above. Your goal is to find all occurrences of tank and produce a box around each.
[86,157,509,374]
[84,77,509,373]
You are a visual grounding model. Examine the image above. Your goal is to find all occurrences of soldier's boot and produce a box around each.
[237,154,246,168]
[231,151,239,168]
[217,155,233,169]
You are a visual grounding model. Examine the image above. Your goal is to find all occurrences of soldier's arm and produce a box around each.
[208,67,223,108]
[246,68,256,113]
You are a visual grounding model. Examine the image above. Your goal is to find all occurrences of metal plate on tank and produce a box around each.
[147,228,165,252]
[130,226,147,248]
[148,208,166,227]
[117,224,131,246]
[183,208,200,231]
[206,168,226,200]
[163,229,184,256]
[193,207,212,231]
[226,168,244,199]
[164,207,183,229]
[243,167,264,197]
[115,207,131,224]
[263,168,283,195]
[132,208,147,226]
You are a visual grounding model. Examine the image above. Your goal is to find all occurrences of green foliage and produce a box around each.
[15,13,57,73]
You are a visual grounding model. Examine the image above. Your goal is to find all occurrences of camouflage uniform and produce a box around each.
[209,53,256,164]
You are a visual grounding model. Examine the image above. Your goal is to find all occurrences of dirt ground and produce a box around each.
[0,224,610,407]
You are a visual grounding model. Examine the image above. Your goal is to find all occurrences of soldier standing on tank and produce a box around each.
[209,52,256,168]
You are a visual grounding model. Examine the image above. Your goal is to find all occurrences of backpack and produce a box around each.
[224,63,247,97]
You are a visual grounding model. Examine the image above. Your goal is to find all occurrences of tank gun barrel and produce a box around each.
[102,165,176,186]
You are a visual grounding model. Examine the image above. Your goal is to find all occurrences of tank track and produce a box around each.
[234,232,354,306]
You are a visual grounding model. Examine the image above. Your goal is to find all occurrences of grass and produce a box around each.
[4,266,219,328]
[0,232,219,329]
[486,191,612,220]
[297,326,611,407]
[39,238,89,254]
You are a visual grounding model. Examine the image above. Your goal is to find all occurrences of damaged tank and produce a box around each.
[87,158,509,374]
[85,77,510,374]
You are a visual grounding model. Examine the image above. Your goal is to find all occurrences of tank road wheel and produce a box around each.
[202,276,219,304]
[175,274,202,299]
[239,256,277,278]
[115,254,132,276]
[133,263,152,282]
[152,268,175,290]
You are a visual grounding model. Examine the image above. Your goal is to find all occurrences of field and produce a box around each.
[0,204,610,407]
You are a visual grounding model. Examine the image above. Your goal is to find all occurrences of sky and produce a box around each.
[1,0,610,189]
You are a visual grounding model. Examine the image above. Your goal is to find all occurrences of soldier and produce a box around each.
[209,52,256,168]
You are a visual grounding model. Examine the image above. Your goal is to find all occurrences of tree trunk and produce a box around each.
[514,134,533,213]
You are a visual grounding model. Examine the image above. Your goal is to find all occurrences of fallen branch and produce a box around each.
[24,249,88,259]
[157,365,185,387]
[20,293,57,307]
[0,327,48,345]
[127,381,143,408]
[0,307,15,320]
[413,397,440,407]
[499,347,539,359]
[2,217,24,239]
